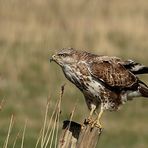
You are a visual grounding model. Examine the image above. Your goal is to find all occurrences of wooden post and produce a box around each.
[58,120,102,148]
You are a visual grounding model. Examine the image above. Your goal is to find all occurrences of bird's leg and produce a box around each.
[86,104,96,124]
[92,107,104,128]
[95,108,104,128]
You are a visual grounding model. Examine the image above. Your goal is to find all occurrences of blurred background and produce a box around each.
[0,0,148,147]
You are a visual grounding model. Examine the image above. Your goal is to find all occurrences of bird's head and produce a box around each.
[50,48,79,67]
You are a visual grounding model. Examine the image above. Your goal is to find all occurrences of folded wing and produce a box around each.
[88,59,137,89]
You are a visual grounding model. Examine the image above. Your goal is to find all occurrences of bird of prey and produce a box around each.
[50,48,148,128]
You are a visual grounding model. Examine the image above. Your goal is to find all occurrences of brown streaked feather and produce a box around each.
[88,60,137,88]
[77,62,90,76]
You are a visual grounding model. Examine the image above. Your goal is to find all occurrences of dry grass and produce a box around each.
[0,0,148,147]
[3,115,14,148]
[1,85,65,148]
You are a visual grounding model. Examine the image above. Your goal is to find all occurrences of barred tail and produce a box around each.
[123,60,148,75]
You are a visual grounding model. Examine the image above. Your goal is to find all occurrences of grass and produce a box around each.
[2,88,148,148]
[3,115,14,148]
[0,0,148,147]
[1,85,65,148]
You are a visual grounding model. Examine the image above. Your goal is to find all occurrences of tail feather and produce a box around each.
[132,66,148,75]
[123,60,148,75]
[139,86,148,97]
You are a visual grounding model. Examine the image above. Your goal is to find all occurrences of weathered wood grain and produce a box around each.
[58,120,102,148]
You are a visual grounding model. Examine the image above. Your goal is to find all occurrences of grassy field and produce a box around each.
[0,0,148,147]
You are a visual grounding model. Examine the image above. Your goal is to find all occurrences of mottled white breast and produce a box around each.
[83,76,104,98]
[63,65,104,98]
[63,65,77,82]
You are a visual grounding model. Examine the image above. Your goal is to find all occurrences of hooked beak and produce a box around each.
[49,57,53,63]
[49,55,55,63]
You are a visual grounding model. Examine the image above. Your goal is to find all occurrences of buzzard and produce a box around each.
[50,48,148,128]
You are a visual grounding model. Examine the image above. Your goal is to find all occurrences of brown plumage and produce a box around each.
[50,48,148,128]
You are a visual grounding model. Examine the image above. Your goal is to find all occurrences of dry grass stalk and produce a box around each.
[21,119,27,148]
[35,128,43,148]
[58,99,78,148]
[12,131,21,148]
[55,84,65,147]
[44,84,65,148]
[3,115,14,148]
[41,100,50,148]
[36,84,65,148]
[48,113,58,148]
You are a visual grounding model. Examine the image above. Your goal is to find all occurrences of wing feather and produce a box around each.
[88,59,137,88]
[121,60,148,75]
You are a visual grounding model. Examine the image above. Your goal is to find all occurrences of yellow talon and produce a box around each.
[92,108,104,128]
[86,104,96,124]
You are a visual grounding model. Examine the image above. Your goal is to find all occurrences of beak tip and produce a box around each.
[49,55,56,63]
[49,57,53,63]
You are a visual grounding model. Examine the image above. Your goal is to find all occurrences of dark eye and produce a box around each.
[58,53,68,57]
